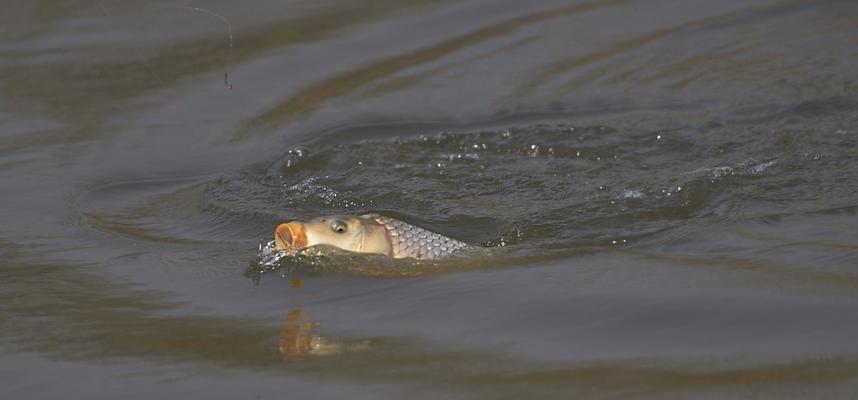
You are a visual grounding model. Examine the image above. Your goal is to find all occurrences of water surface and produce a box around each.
[2,0,858,398]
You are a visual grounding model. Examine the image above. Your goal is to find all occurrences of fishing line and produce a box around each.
[104,0,235,89]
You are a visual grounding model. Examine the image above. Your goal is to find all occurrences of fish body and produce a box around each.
[274,213,470,260]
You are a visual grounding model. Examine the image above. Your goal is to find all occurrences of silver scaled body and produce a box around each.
[366,214,471,260]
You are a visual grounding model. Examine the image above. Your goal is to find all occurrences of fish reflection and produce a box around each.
[278,309,371,359]
[278,278,371,359]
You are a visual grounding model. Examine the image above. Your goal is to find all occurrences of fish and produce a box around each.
[274,213,471,260]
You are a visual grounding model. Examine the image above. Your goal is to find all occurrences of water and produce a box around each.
[2,0,858,398]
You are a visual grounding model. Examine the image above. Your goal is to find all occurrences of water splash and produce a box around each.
[282,176,367,208]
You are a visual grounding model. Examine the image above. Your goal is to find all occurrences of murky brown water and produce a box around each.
[3,0,858,398]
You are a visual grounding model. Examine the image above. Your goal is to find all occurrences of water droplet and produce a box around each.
[622,189,643,199]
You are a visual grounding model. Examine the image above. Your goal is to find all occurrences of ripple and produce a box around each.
[74,116,858,276]
[75,176,277,246]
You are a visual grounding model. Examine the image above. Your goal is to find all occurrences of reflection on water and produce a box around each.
[279,308,371,360]
[278,309,320,359]
[4,243,858,399]
[3,0,858,398]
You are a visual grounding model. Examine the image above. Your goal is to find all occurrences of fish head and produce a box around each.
[274,215,392,256]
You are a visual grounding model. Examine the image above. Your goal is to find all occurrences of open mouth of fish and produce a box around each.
[275,222,308,251]
[276,226,292,247]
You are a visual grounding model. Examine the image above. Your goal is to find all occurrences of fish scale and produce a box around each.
[365,214,471,259]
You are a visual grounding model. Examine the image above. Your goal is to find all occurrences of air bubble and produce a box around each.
[622,189,643,199]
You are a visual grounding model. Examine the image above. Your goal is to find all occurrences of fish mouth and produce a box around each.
[275,222,306,251]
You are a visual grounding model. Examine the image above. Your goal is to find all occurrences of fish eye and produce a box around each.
[330,220,348,234]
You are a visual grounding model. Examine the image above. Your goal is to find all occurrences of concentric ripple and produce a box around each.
[75,113,857,277]
[235,115,856,275]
